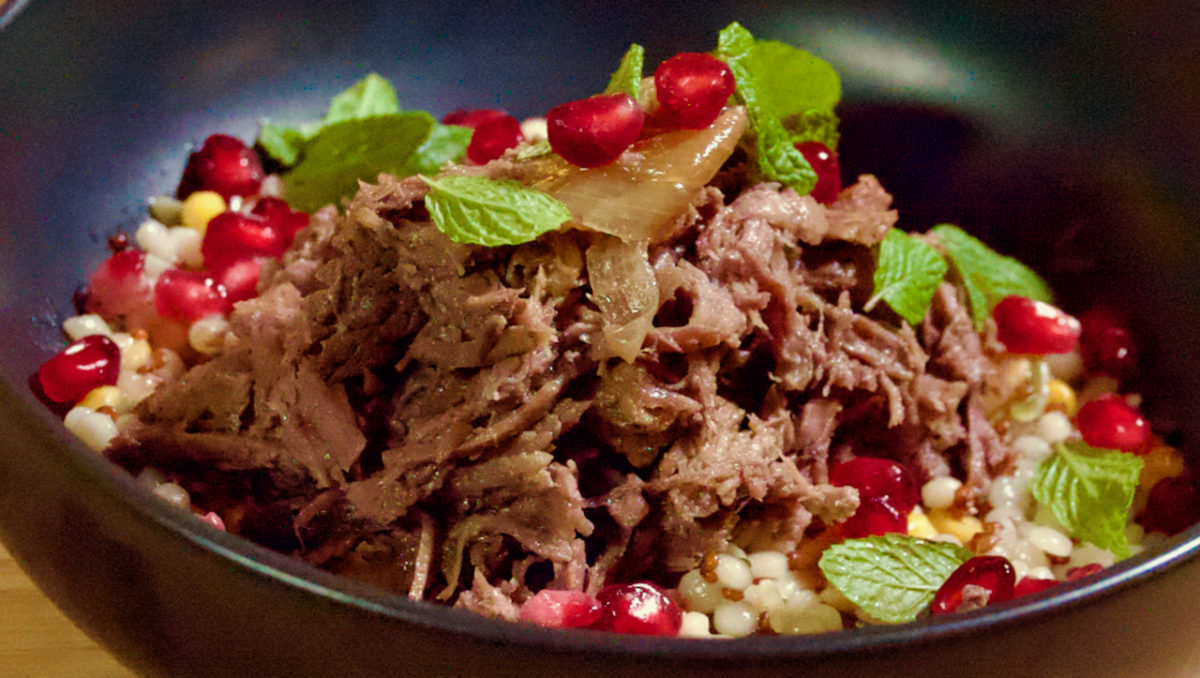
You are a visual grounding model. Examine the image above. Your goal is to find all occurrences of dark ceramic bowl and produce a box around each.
[2,1,1199,676]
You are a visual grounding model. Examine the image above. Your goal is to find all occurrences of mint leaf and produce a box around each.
[783,109,840,150]
[740,38,841,121]
[931,224,1054,329]
[1030,441,1144,559]
[819,535,972,624]
[420,174,572,247]
[868,229,948,325]
[258,123,309,167]
[604,43,644,100]
[515,138,552,161]
[409,123,471,176]
[717,22,817,195]
[322,73,401,125]
[284,112,435,212]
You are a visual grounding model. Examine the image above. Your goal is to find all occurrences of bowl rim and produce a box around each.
[9,382,1199,660]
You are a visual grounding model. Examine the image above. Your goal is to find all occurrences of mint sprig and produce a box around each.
[867,228,948,325]
[717,23,819,195]
[784,109,841,150]
[1030,441,1144,559]
[604,43,645,100]
[819,535,972,624]
[420,174,572,247]
[931,224,1054,329]
[737,37,841,123]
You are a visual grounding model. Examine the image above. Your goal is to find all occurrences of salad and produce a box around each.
[33,23,1199,638]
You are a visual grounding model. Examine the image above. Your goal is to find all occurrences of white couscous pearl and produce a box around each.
[678,611,713,638]
[189,314,231,355]
[742,579,784,613]
[1036,411,1073,444]
[1012,434,1053,460]
[152,482,191,511]
[520,117,548,141]
[986,504,1025,523]
[62,314,113,340]
[748,551,789,580]
[1027,566,1056,580]
[714,553,753,591]
[63,406,118,452]
[988,476,1028,510]
[769,601,843,635]
[143,252,173,280]
[1027,525,1073,558]
[136,218,178,264]
[169,226,204,268]
[921,476,962,510]
[1068,543,1115,570]
[678,569,723,614]
[118,371,161,408]
[712,600,757,637]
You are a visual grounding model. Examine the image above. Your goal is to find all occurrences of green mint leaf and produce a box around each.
[1030,441,1144,559]
[931,224,1054,329]
[717,22,817,195]
[784,109,841,150]
[868,229,949,325]
[604,43,644,100]
[819,535,972,624]
[322,72,402,126]
[740,38,841,121]
[283,112,435,212]
[515,138,552,161]
[408,123,471,176]
[420,174,572,247]
[258,123,309,167]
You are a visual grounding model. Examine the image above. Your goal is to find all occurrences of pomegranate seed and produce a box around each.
[1076,393,1150,453]
[1066,563,1104,581]
[992,296,1081,354]
[37,335,121,404]
[1013,577,1059,597]
[829,457,920,513]
[519,590,603,629]
[1080,307,1138,381]
[443,109,524,164]
[177,134,264,200]
[213,257,264,303]
[590,582,682,635]
[930,555,1015,615]
[795,141,842,205]
[202,211,287,273]
[199,511,227,531]
[1137,475,1200,535]
[653,52,735,130]
[546,93,644,168]
[839,495,908,539]
[154,269,230,323]
[251,197,309,245]
[87,249,152,317]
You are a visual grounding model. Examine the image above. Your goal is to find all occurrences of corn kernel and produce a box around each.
[122,337,153,372]
[1047,379,1077,415]
[79,385,121,411]
[1140,445,1186,490]
[928,508,984,544]
[180,190,226,235]
[907,507,939,539]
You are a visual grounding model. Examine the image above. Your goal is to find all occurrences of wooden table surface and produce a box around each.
[0,542,136,678]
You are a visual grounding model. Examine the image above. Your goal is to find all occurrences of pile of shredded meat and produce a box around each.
[108,161,1017,618]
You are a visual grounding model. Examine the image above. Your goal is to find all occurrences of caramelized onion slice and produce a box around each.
[586,234,658,362]
[536,106,747,244]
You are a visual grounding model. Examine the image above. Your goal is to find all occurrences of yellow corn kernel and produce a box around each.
[121,337,152,372]
[1047,379,1077,415]
[927,508,984,544]
[79,385,121,411]
[180,190,226,235]
[907,507,938,539]
[1140,444,1186,490]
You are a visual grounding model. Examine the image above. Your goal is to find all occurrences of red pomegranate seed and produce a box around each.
[839,495,908,539]
[176,134,264,200]
[251,197,309,245]
[199,511,227,531]
[992,295,1081,354]
[829,457,920,513]
[519,590,603,629]
[1066,563,1104,581]
[1080,307,1138,381]
[86,249,152,317]
[654,52,735,130]
[546,93,645,168]
[930,555,1015,615]
[1013,577,1059,598]
[590,582,682,635]
[1075,393,1150,453]
[795,141,842,205]
[201,211,287,273]
[154,269,230,323]
[1137,475,1200,535]
[37,335,122,404]
[213,257,264,303]
[443,109,524,164]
